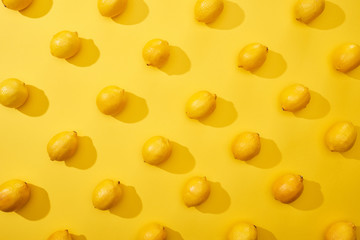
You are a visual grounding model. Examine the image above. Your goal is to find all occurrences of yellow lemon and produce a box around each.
[325,121,357,152]
[332,43,360,73]
[0,179,31,212]
[142,39,170,68]
[227,222,258,240]
[48,230,73,240]
[98,0,127,17]
[50,31,81,59]
[280,84,311,112]
[238,43,268,71]
[142,136,172,165]
[183,176,211,207]
[0,78,28,108]
[325,221,356,240]
[47,131,79,161]
[139,223,167,240]
[295,0,325,24]
[96,86,126,115]
[232,132,261,161]
[185,90,217,119]
[272,173,303,204]
[92,179,122,210]
[2,0,32,11]
[194,0,224,24]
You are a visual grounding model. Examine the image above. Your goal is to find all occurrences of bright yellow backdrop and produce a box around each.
[1,0,360,239]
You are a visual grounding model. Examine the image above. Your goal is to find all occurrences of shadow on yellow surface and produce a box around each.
[67,39,100,67]
[165,227,184,240]
[247,138,281,169]
[65,136,97,169]
[18,85,49,117]
[291,180,324,211]
[199,97,237,128]
[71,234,87,240]
[294,91,330,119]
[207,1,244,30]
[159,142,195,174]
[253,50,287,79]
[196,181,231,214]
[308,1,345,30]
[257,226,277,240]
[110,185,142,218]
[112,0,149,25]
[16,184,50,220]
[160,46,191,76]
[342,126,360,160]
[20,0,53,18]
[347,66,360,80]
[113,92,148,123]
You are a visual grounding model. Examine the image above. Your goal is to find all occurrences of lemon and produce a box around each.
[142,136,172,165]
[92,179,123,210]
[98,0,127,17]
[232,132,261,161]
[325,221,356,240]
[227,222,258,240]
[0,179,31,212]
[272,173,303,204]
[295,0,325,24]
[194,0,224,24]
[185,90,217,119]
[50,31,81,59]
[183,176,211,207]
[139,223,167,240]
[96,86,126,115]
[0,78,28,108]
[325,121,357,152]
[238,43,268,71]
[2,0,32,11]
[142,39,170,68]
[280,84,311,112]
[48,230,73,240]
[332,43,360,73]
[47,131,79,161]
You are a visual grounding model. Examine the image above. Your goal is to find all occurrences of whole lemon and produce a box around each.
[185,90,217,119]
[2,0,32,11]
[96,86,126,115]
[295,0,325,24]
[332,43,360,73]
[142,136,172,165]
[92,179,122,210]
[0,179,31,212]
[325,121,357,152]
[232,132,261,161]
[0,78,28,108]
[325,221,356,240]
[47,131,79,161]
[194,0,224,24]
[142,39,170,68]
[183,176,211,207]
[98,0,127,18]
[238,43,268,71]
[280,84,311,112]
[227,222,258,240]
[47,230,73,240]
[138,223,167,240]
[50,31,81,59]
[272,173,304,204]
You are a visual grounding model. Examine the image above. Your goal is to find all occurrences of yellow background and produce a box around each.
[1,0,360,239]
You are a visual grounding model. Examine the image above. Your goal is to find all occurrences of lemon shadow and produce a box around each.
[71,234,87,240]
[347,65,360,80]
[112,0,149,25]
[199,97,237,128]
[308,1,345,30]
[207,1,244,30]
[253,50,287,79]
[165,227,184,240]
[17,85,49,117]
[160,46,191,76]
[110,185,142,218]
[294,91,330,119]
[342,126,360,160]
[16,184,50,220]
[65,136,97,170]
[257,226,277,240]
[247,138,281,169]
[113,92,148,123]
[66,38,100,67]
[290,180,324,210]
[20,0,53,18]
[158,142,195,174]
[196,182,231,214]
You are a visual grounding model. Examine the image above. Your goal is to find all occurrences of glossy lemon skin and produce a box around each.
[185,90,217,119]
[2,0,32,11]
[325,121,357,152]
[48,230,73,240]
[47,131,79,161]
[232,132,261,161]
[0,179,31,212]
[139,223,167,240]
[0,78,28,108]
[332,43,360,73]
[183,176,211,207]
[143,39,170,68]
[238,43,268,71]
[98,0,127,18]
[272,174,304,204]
[142,136,172,165]
[96,86,126,115]
[92,179,122,210]
[50,31,81,59]
[325,222,356,240]
[227,222,258,240]
[280,84,311,112]
[194,0,224,24]
[295,0,325,24]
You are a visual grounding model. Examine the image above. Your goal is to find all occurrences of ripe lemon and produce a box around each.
[183,176,211,207]
[227,222,258,240]
[185,90,216,119]
[325,121,357,152]
[194,0,224,24]
[50,31,81,59]
[2,0,32,11]
[96,86,126,115]
[142,136,172,165]
[0,179,31,212]
[232,132,261,161]
[98,0,127,18]
[325,221,356,240]
[47,131,79,161]
[92,179,122,210]
[0,78,28,108]
[142,39,170,68]
[272,173,304,204]
[139,223,167,240]
[280,84,311,112]
[332,43,360,73]
[238,43,268,71]
[295,0,325,24]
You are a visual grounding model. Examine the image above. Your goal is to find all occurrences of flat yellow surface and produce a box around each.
[1,0,360,239]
